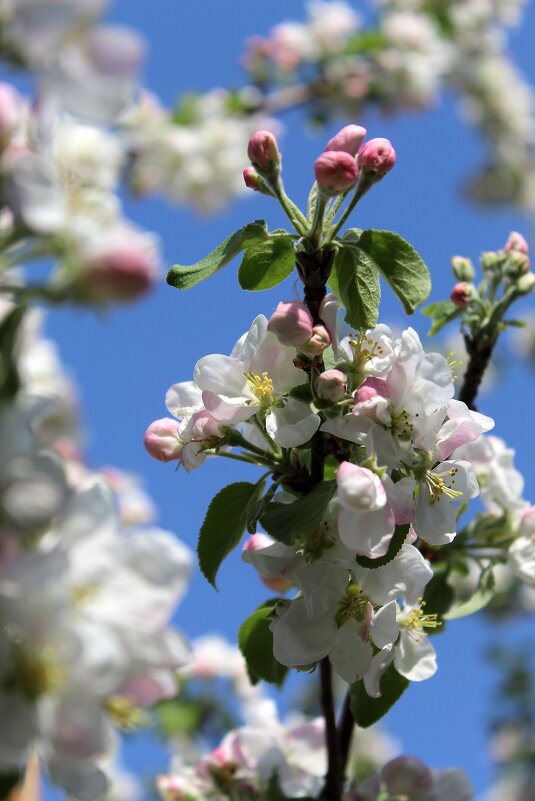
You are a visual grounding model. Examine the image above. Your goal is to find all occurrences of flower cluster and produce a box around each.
[0,305,192,798]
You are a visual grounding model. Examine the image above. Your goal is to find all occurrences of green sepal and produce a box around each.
[356,525,409,569]
[197,480,266,588]
[349,663,409,728]
[167,221,268,290]
[423,300,463,336]
[238,234,295,291]
[259,480,336,545]
[238,601,288,686]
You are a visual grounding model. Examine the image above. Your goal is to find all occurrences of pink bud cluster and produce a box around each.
[313,124,396,195]
[267,301,330,355]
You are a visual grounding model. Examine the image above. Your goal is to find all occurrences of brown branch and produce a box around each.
[458,332,496,412]
[337,692,355,781]
[319,658,341,801]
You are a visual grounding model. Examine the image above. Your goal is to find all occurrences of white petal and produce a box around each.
[363,645,395,698]
[202,390,257,424]
[338,506,395,558]
[193,354,247,396]
[337,462,387,512]
[355,544,433,607]
[395,632,437,682]
[266,399,320,448]
[272,599,336,667]
[371,601,399,649]
[329,620,373,683]
[165,381,203,418]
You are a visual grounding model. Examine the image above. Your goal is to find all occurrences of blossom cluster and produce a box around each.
[0,303,192,798]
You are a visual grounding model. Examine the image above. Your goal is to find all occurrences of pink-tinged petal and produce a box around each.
[321,414,372,444]
[395,632,437,682]
[337,461,387,512]
[193,354,247,396]
[330,620,373,683]
[363,645,395,698]
[371,601,399,649]
[385,475,416,525]
[338,506,395,558]
[180,441,208,473]
[271,599,337,667]
[201,390,257,424]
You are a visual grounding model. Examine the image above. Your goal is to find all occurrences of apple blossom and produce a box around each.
[316,369,346,403]
[314,150,359,194]
[451,282,473,308]
[144,419,182,463]
[325,124,367,156]
[247,129,280,171]
[357,138,396,176]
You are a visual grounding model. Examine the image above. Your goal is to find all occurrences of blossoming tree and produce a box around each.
[0,3,534,801]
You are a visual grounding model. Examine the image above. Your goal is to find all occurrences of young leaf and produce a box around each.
[423,300,463,336]
[198,481,265,588]
[238,235,295,291]
[260,480,336,545]
[356,524,409,569]
[349,664,409,728]
[167,220,268,290]
[356,229,431,314]
[238,602,288,686]
[331,244,380,329]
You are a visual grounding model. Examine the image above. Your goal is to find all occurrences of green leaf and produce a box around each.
[423,300,463,336]
[356,229,431,314]
[260,481,336,545]
[238,235,295,291]
[422,571,454,622]
[198,481,266,588]
[0,305,25,399]
[239,603,288,686]
[356,524,409,569]
[156,698,202,737]
[350,663,409,728]
[331,244,380,329]
[167,221,268,290]
[247,482,278,535]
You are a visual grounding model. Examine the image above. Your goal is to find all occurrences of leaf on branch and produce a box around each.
[349,663,409,728]
[330,241,380,330]
[423,300,463,336]
[198,480,266,589]
[238,235,295,291]
[167,220,268,290]
[238,601,288,686]
[355,524,409,569]
[352,229,431,315]
[259,481,336,545]
[422,571,454,623]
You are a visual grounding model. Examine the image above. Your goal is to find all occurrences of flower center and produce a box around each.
[5,644,65,699]
[348,333,385,367]
[399,599,441,640]
[245,371,274,406]
[337,583,369,624]
[390,408,414,439]
[104,695,148,731]
[423,466,463,505]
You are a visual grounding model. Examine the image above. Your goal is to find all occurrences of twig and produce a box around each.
[337,693,355,781]
[319,658,341,801]
[458,332,495,411]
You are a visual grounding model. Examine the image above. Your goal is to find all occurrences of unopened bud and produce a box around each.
[144,418,182,462]
[316,369,346,402]
[267,301,313,346]
[506,250,531,275]
[357,137,396,176]
[189,411,225,441]
[504,230,529,255]
[243,166,271,195]
[314,151,359,195]
[480,251,501,272]
[450,282,473,308]
[82,233,158,302]
[247,130,280,172]
[301,324,331,356]
[517,271,535,294]
[325,124,367,156]
[0,83,22,150]
[451,256,475,282]
[382,756,433,801]
[354,377,390,404]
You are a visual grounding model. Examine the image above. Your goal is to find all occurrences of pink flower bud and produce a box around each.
[83,232,158,302]
[354,377,390,404]
[325,124,367,156]
[450,281,473,308]
[314,151,359,195]
[247,130,280,171]
[504,231,529,254]
[301,324,331,356]
[357,137,396,176]
[144,418,182,462]
[382,756,433,801]
[242,534,293,593]
[0,84,22,149]
[243,167,261,190]
[267,301,313,346]
[316,369,346,403]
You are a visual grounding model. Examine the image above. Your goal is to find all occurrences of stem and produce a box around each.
[326,174,377,243]
[458,332,495,411]
[338,693,355,781]
[319,659,341,801]
[270,178,308,235]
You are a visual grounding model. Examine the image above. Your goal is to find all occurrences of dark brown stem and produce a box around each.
[458,332,496,411]
[319,658,341,801]
[337,693,355,780]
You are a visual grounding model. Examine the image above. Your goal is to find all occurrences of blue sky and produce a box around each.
[40,1,535,796]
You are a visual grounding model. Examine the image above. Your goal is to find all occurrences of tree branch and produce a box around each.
[337,692,355,782]
[319,658,341,801]
[458,332,495,411]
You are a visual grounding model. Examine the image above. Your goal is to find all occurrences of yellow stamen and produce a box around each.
[400,598,442,638]
[6,645,65,699]
[245,371,274,405]
[104,695,149,731]
[423,466,463,505]
[348,333,385,367]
